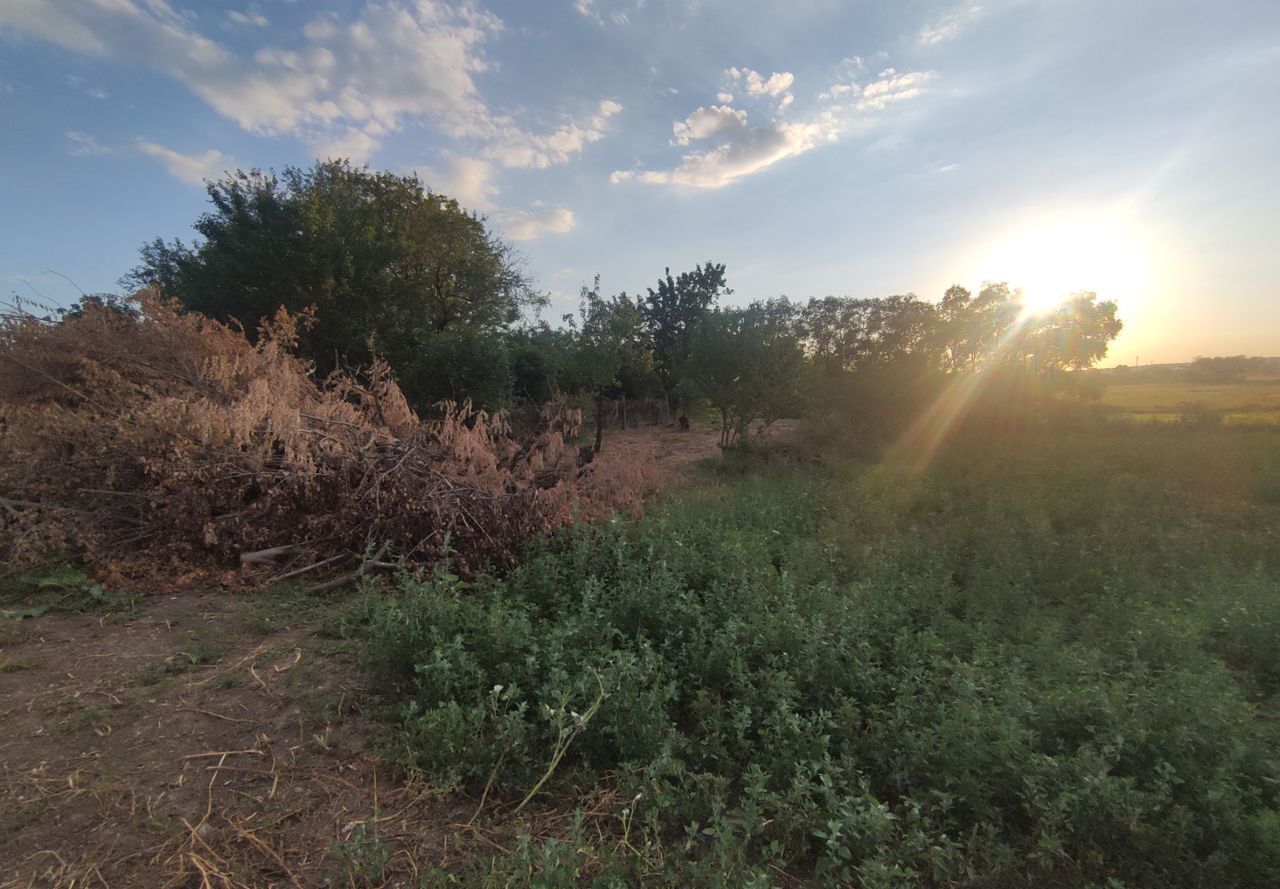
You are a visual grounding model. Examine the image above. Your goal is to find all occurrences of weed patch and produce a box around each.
[365,428,1280,887]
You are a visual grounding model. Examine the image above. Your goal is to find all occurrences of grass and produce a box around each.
[361,424,1280,887]
[1101,379,1280,426]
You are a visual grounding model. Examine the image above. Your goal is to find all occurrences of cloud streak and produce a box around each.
[137,140,233,184]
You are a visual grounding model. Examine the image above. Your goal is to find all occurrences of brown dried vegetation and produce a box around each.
[0,294,596,583]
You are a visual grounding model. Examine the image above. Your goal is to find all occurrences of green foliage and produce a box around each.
[399,326,514,410]
[126,160,537,399]
[0,565,136,619]
[683,300,808,447]
[639,263,731,409]
[326,818,392,888]
[364,427,1280,887]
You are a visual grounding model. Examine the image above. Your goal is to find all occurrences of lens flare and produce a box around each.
[969,214,1150,319]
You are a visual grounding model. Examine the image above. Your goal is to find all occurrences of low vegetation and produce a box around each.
[362,427,1280,887]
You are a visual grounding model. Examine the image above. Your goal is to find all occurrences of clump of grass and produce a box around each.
[364,426,1280,888]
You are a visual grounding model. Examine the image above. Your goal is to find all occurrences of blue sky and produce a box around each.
[2,0,1277,364]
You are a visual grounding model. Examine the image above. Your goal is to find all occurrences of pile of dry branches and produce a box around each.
[0,294,585,582]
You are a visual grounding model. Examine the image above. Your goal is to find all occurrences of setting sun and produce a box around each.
[969,214,1151,319]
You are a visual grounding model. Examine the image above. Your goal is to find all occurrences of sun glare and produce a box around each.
[969,214,1150,319]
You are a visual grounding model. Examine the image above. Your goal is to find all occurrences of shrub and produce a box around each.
[0,294,583,579]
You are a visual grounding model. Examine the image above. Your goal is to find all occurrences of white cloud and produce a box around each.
[918,1,986,45]
[672,105,748,146]
[493,203,575,240]
[722,67,795,113]
[66,131,109,156]
[86,87,107,99]
[1,0,624,171]
[616,113,836,189]
[620,61,934,189]
[727,67,795,98]
[418,154,498,209]
[312,126,381,163]
[137,140,231,185]
[0,0,500,159]
[484,98,623,168]
[228,10,269,28]
[821,69,934,110]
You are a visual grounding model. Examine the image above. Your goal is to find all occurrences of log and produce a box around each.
[240,544,306,566]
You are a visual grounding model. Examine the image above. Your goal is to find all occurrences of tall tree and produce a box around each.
[638,262,730,417]
[125,160,539,390]
[1020,291,1123,371]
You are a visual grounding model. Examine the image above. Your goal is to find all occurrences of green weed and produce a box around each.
[363,426,1280,887]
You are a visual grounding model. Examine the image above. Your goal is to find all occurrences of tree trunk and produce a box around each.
[594,395,605,453]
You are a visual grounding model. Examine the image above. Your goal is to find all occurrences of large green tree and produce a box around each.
[638,262,730,416]
[125,160,538,405]
[684,300,806,448]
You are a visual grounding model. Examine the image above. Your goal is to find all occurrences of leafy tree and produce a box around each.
[1019,291,1123,372]
[638,263,730,416]
[799,296,877,375]
[398,327,513,410]
[684,301,806,448]
[125,160,539,392]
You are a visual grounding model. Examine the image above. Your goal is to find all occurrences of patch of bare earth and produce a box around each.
[1,590,469,888]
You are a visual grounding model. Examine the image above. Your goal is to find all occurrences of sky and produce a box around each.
[1,0,1278,365]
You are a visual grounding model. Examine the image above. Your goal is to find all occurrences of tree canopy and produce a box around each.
[126,160,538,388]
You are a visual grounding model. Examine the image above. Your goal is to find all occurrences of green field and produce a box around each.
[1101,380,1280,425]
[362,425,1280,887]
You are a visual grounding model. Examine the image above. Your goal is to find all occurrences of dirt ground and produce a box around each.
[0,586,478,888]
[0,421,735,888]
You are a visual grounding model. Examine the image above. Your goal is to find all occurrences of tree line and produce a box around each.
[125,160,1122,447]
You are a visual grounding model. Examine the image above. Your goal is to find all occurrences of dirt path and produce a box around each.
[0,589,473,888]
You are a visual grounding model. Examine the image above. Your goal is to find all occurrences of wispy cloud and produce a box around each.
[613,112,836,189]
[136,140,232,185]
[821,68,934,111]
[416,154,499,210]
[483,99,624,169]
[615,62,934,189]
[918,1,988,46]
[227,9,268,28]
[492,203,575,240]
[573,0,641,26]
[66,131,110,155]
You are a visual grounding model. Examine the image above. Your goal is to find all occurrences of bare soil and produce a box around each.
[0,587,472,887]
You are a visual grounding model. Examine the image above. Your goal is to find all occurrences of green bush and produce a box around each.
[364,428,1280,887]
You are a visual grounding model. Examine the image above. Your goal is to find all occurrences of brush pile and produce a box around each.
[0,294,584,582]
